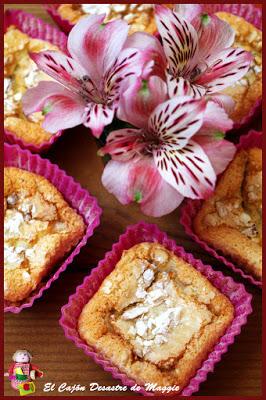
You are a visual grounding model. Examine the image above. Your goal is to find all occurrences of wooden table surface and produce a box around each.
[4,4,262,397]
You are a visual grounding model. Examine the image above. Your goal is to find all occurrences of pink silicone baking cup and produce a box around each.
[4,9,68,153]
[60,222,252,396]
[45,3,262,31]
[4,143,102,313]
[44,4,74,34]
[180,130,262,288]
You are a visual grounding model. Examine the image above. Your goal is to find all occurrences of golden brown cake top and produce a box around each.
[4,167,85,302]
[111,265,213,366]
[4,26,57,123]
[193,147,262,280]
[79,243,234,388]
[203,148,262,245]
[58,4,170,34]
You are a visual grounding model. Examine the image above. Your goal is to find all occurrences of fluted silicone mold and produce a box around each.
[180,130,262,288]
[44,4,74,34]
[4,143,102,313]
[46,3,262,31]
[4,9,68,153]
[60,222,252,396]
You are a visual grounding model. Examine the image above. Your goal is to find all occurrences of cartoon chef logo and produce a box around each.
[4,350,43,396]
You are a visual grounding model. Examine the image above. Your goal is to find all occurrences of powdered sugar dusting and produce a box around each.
[111,255,214,364]
[120,271,186,357]
[102,280,113,295]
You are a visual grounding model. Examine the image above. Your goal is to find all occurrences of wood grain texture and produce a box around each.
[4,4,262,397]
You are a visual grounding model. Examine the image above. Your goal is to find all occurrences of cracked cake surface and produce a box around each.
[4,167,85,303]
[57,3,166,34]
[194,148,262,280]
[78,242,234,391]
[4,26,58,145]
[216,12,262,123]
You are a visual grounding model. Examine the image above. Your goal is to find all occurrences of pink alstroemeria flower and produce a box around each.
[154,5,252,100]
[124,31,167,80]
[100,79,235,217]
[22,14,144,137]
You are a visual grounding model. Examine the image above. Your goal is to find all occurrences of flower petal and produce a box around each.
[127,158,184,217]
[99,128,144,161]
[101,159,132,205]
[196,47,252,93]
[193,14,235,63]
[153,139,216,199]
[30,51,93,98]
[155,5,198,77]
[117,75,167,129]
[194,137,236,175]
[140,178,184,217]
[68,14,129,85]
[197,100,233,136]
[148,97,206,149]
[104,47,143,105]
[124,31,167,80]
[209,93,235,114]
[101,157,184,217]
[167,75,206,99]
[83,103,114,138]
[22,81,85,133]
[174,4,202,23]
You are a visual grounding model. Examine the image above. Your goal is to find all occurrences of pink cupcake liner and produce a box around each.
[4,143,102,313]
[180,130,262,288]
[201,3,262,131]
[45,3,262,32]
[4,9,68,153]
[44,4,74,34]
[202,3,262,30]
[60,222,252,396]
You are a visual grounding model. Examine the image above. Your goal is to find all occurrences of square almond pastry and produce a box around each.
[4,167,85,303]
[194,148,262,280]
[78,242,234,392]
[4,26,58,145]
